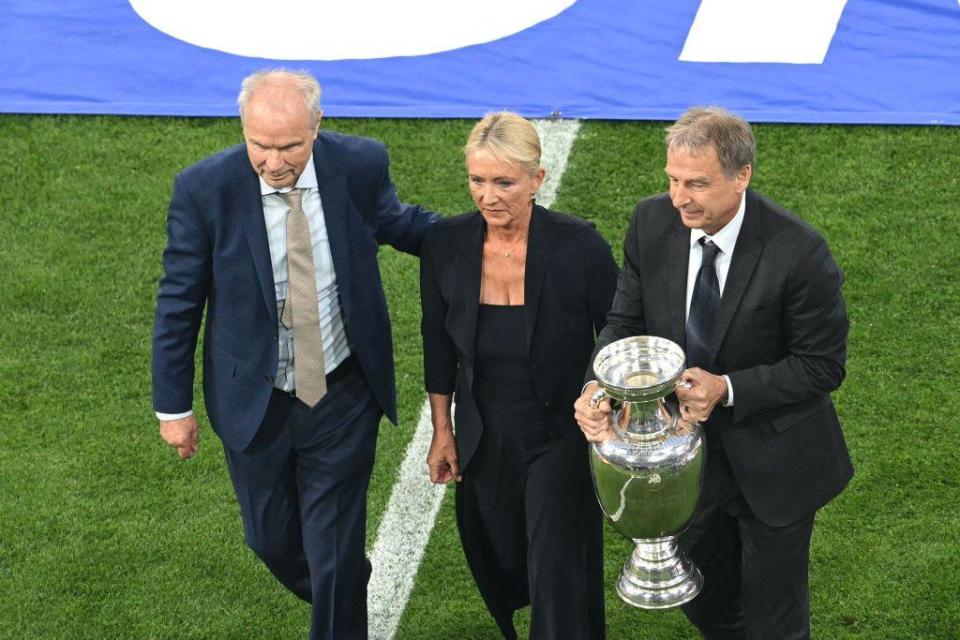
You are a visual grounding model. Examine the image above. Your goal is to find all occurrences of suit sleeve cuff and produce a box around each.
[156,410,193,421]
[723,375,734,407]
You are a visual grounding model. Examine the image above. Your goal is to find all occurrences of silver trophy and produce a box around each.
[589,336,705,609]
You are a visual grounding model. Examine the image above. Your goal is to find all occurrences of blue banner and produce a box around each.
[1,0,958,124]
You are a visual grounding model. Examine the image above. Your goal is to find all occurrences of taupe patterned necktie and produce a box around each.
[279,189,326,406]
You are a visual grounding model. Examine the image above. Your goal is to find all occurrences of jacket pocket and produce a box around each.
[769,396,831,433]
[207,338,238,378]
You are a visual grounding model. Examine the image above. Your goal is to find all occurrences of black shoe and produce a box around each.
[365,557,372,584]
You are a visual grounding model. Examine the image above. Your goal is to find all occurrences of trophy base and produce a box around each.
[616,536,703,609]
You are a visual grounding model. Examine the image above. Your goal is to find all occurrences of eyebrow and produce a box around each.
[665,171,709,183]
[247,138,303,149]
[469,173,514,181]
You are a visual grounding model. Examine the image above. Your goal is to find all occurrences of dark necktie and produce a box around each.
[279,189,327,406]
[685,238,721,370]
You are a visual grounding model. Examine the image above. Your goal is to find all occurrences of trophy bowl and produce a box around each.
[589,336,705,609]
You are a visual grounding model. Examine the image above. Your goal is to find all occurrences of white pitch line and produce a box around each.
[367,118,582,640]
[533,118,581,208]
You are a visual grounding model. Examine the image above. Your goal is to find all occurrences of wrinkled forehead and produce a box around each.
[466,146,541,180]
[665,144,721,171]
[667,139,719,160]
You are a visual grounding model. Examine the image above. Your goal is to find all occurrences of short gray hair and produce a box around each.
[665,106,755,177]
[464,111,542,176]
[237,69,322,128]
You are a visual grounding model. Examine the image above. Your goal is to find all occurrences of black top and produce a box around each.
[475,304,536,405]
[475,304,528,379]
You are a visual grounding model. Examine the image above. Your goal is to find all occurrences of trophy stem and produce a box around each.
[615,536,703,609]
[614,398,669,440]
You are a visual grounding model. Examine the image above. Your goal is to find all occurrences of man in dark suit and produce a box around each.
[574,107,853,639]
[152,69,436,639]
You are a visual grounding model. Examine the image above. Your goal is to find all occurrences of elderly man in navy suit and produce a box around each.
[152,69,436,639]
[575,107,853,639]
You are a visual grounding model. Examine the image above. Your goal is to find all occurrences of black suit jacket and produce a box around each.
[421,206,619,471]
[152,131,437,451]
[592,190,853,526]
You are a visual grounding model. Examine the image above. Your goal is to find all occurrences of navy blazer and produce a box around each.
[592,190,853,526]
[420,206,619,472]
[152,131,437,451]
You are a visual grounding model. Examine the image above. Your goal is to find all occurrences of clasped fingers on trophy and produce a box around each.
[574,382,614,443]
[676,367,727,424]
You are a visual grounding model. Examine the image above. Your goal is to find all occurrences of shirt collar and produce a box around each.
[689,191,746,255]
[258,152,318,196]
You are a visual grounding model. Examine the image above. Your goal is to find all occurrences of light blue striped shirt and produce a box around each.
[262,154,351,394]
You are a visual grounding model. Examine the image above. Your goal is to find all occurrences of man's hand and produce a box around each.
[677,368,728,423]
[427,426,461,484]
[159,415,199,459]
[574,382,614,443]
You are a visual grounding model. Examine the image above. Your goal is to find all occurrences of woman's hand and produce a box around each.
[427,426,461,484]
[426,393,461,483]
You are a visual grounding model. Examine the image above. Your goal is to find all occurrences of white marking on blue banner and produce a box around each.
[680,0,848,64]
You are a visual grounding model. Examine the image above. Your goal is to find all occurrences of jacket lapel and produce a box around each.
[236,163,278,324]
[668,218,691,347]
[313,138,353,312]
[523,206,550,354]
[712,192,763,361]
[450,215,484,383]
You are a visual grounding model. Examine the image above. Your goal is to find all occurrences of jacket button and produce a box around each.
[265,374,274,383]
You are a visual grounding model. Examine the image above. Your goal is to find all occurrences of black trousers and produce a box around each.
[223,360,381,640]
[680,445,816,640]
[457,381,605,640]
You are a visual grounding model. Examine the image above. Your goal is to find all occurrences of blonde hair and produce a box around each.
[464,111,542,175]
[665,106,756,178]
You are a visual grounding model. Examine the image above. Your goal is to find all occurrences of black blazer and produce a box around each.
[592,190,853,526]
[152,131,436,451]
[421,206,619,472]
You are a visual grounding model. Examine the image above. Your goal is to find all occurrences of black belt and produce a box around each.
[277,354,358,401]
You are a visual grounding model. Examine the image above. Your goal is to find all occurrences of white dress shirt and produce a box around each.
[684,192,746,406]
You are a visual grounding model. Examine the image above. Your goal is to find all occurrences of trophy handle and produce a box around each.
[589,386,607,408]
[589,386,630,441]
[589,387,623,414]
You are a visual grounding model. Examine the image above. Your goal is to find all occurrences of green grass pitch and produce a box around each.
[0,115,957,638]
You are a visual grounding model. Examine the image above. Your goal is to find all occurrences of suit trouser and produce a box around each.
[680,444,816,640]
[458,378,606,640]
[223,360,380,640]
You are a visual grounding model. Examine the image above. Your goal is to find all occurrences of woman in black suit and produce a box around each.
[420,112,619,639]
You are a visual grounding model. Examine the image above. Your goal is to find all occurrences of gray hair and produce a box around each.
[237,69,322,129]
[665,106,756,178]
[464,111,542,176]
